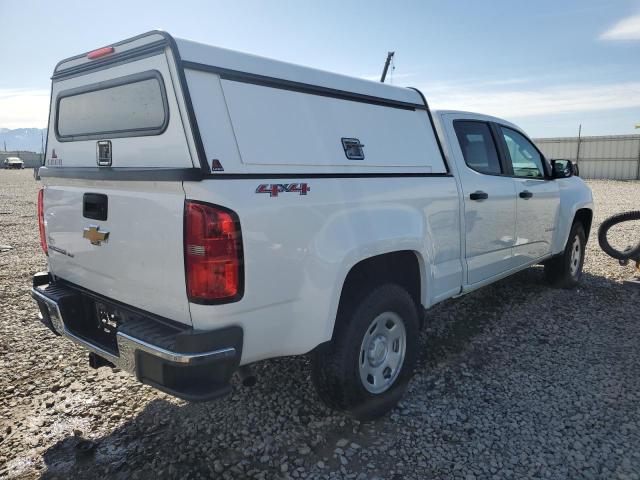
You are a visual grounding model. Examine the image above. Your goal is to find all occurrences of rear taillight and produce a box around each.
[184,201,243,303]
[37,188,48,255]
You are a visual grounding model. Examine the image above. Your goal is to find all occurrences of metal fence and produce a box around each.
[533,134,640,180]
[0,151,43,169]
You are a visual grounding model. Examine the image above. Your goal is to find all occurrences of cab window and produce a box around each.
[500,127,545,178]
[453,121,502,175]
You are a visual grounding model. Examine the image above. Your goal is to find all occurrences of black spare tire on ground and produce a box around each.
[598,210,640,261]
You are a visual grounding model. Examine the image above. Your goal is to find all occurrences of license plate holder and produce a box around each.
[95,301,121,336]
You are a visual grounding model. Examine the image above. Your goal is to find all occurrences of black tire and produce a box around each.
[598,210,640,260]
[311,284,419,421]
[544,222,586,289]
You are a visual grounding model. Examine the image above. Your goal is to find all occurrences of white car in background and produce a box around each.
[3,157,24,169]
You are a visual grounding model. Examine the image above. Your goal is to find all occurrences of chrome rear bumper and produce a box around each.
[31,272,243,401]
[32,286,235,372]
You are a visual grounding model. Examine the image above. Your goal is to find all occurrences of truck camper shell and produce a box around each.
[45,30,448,180]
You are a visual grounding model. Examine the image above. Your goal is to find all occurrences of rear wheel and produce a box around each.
[544,222,586,288]
[311,284,419,420]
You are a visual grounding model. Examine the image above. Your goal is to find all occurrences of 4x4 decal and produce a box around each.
[256,183,310,197]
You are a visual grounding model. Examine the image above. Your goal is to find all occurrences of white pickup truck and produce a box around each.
[32,31,593,419]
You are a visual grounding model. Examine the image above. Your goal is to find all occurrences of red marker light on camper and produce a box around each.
[87,46,114,60]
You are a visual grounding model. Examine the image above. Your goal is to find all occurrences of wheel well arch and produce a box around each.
[335,251,423,329]
[574,208,593,241]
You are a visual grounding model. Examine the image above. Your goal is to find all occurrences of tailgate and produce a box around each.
[44,181,190,324]
[41,34,199,326]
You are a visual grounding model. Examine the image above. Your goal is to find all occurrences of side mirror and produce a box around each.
[551,159,574,179]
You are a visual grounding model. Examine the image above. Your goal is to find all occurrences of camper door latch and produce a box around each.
[96,141,112,167]
[341,138,365,160]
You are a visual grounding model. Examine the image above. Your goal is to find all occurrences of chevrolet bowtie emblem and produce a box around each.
[83,225,109,246]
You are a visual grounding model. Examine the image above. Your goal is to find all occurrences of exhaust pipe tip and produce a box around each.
[237,365,256,387]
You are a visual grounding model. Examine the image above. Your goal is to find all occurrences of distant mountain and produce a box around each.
[0,128,47,153]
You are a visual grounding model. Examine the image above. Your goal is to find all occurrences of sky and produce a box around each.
[0,0,639,137]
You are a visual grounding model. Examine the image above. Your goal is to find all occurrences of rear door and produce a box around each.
[446,117,518,285]
[43,39,198,325]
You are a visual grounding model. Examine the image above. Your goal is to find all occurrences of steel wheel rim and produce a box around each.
[358,311,407,394]
[570,236,582,276]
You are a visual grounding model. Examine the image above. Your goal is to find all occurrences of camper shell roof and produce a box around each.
[52,31,426,109]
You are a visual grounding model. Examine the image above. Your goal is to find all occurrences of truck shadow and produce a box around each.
[38,267,633,479]
[39,357,340,479]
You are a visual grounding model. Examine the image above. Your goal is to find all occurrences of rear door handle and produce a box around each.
[519,190,533,199]
[469,191,489,201]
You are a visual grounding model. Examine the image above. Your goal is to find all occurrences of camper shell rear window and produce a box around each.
[55,70,169,141]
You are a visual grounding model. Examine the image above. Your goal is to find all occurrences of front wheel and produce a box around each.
[544,222,586,288]
[311,284,419,420]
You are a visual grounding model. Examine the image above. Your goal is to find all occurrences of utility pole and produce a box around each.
[575,124,582,167]
[380,51,395,83]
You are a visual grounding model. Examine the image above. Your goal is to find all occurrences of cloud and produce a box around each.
[0,89,50,129]
[422,81,640,119]
[600,13,640,40]
[481,77,535,87]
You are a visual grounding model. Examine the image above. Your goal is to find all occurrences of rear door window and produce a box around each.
[453,121,502,175]
[56,71,168,141]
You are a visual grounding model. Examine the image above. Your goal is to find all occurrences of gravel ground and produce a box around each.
[1,170,639,480]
